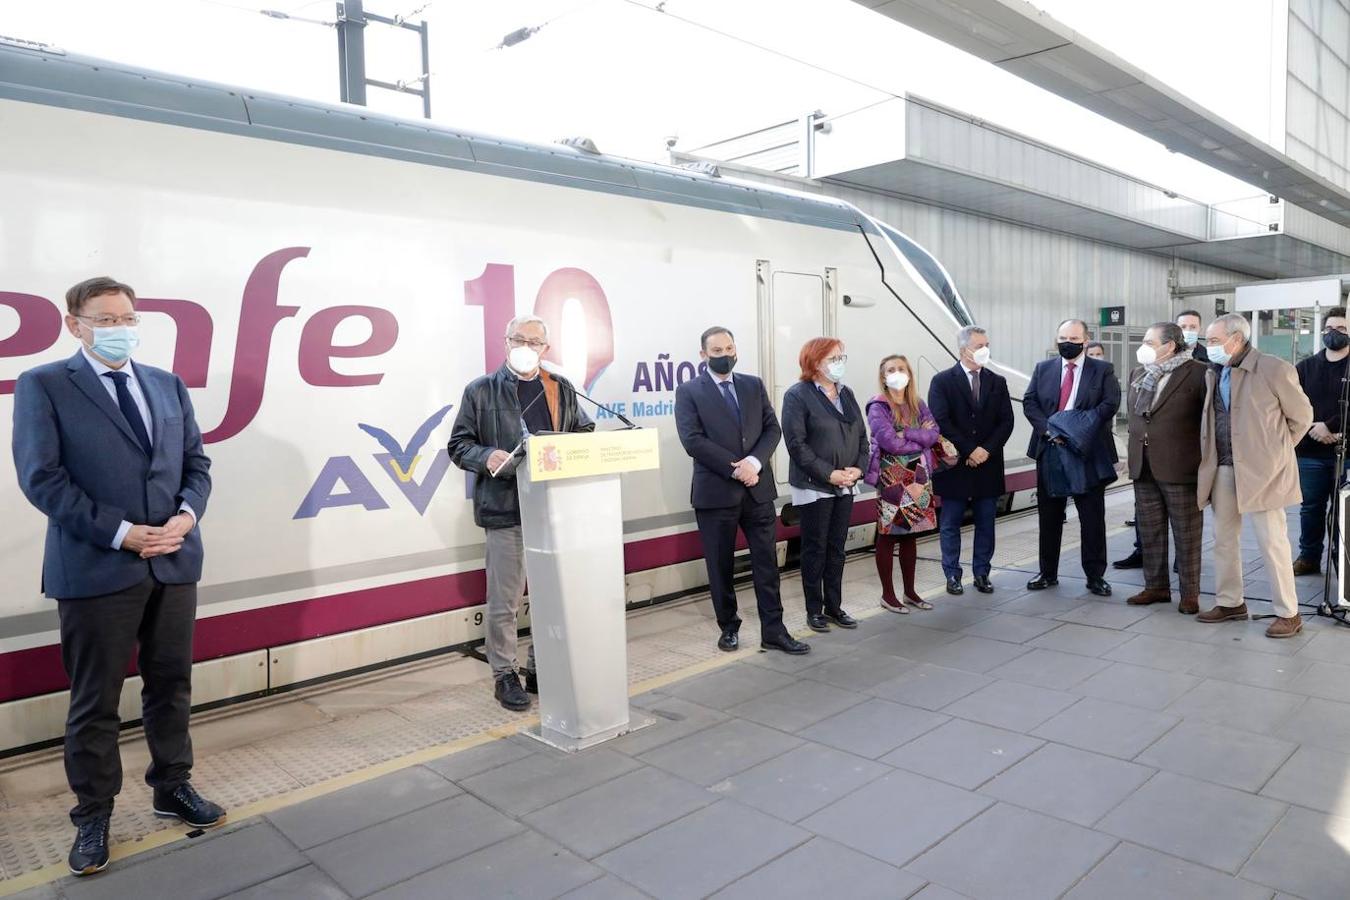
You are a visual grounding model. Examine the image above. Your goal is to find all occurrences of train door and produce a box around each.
[756,261,831,490]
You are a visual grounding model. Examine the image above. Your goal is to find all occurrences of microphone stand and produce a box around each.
[1317,369,1350,627]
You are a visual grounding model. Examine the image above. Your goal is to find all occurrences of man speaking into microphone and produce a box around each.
[448,314,594,711]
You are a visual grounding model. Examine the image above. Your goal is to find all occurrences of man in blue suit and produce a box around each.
[1023,318,1120,596]
[12,277,223,877]
[674,326,809,656]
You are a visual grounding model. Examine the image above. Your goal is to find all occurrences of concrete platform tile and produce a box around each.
[883,718,1042,790]
[987,648,1111,691]
[613,695,728,757]
[1065,842,1275,900]
[959,612,1063,644]
[1186,645,1310,692]
[712,742,888,822]
[901,605,998,634]
[1241,806,1350,900]
[1273,696,1350,751]
[220,865,349,900]
[559,876,651,900]
[726,678,865,733]
[868,663,992,711]
[1031,698,1179,760]
[662,664,798,711]
[1054,602,1155,631]
[267,764,459,850]
[711,836,924,900]
[1104,634,1217,673]
[900,636,1031,674]
[423,737,536,782]
[980,742,1155,827]
[1073,662,1202,711]
[798,697,950,759]
[1166,679,1306,736]
[1260,744,1350,817]
[940,679,1079,733]
[1030,624,1135,658]
[459,747,641,818]
[1135,720,1297,792]
[368,830,601,900]
[800,650,917,692]
[637,719,802,786]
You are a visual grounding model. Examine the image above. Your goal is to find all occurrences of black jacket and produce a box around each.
[1024,355,1120,469]
[448,363,594,528]
[1295,350,1348,459]
[674,371,780,508]
[927,363,1015,499]
[781,381,868,495]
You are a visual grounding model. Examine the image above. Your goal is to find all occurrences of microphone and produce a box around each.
[540,360,640,429]
[488,377,551,478]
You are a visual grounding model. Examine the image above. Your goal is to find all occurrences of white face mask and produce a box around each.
[1136,344,1157,366]
[825,361,846,383]
[970,346,991,367]
[1181,330,1199,346]
[507,346,540,374]
[885,370,910,391]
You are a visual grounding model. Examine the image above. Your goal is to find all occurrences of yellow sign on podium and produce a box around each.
[527,428,661,482]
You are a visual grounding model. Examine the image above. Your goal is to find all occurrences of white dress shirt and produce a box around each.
[711,369,761,474]
[80,349,195,550]
[1059,355,1085,410]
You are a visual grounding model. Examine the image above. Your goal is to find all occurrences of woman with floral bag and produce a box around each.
[866,355,950,612]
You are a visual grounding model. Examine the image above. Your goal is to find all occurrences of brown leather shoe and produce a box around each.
[1292,558,1320,577]
[1195,603,1248,623]
[1177,596,1200,615]
[1127,588,1172,606]
[1266,614,1304,638]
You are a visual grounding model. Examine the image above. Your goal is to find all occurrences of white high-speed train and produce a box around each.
[0,39,1033,751]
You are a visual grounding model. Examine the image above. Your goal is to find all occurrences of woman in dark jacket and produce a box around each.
[782,337,870,633]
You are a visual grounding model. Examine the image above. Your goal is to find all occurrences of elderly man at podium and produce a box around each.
[674,326,810,656]
[449,314,594,711]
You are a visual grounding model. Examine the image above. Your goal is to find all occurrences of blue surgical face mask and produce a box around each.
[1207,340,1231,367]
[89,325,140,364]
[825,361,846,383]
[1181,330,1199,346]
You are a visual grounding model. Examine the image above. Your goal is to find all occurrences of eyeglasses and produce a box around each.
[827,354,848,364]
[506,335,547,350]
[76,314,140,328]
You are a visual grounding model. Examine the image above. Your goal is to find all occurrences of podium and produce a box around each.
[517,428,661,752]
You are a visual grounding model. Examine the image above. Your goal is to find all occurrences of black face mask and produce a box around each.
[1324,331,1349,352]
[1057,341,1083,361]
[707,354,736,375]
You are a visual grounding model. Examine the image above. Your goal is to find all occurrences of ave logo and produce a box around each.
[294,405,455,519]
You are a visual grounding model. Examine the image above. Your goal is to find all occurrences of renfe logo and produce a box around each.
[2,248,617,518]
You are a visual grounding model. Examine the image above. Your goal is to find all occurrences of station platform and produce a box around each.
[4,489,1350,899]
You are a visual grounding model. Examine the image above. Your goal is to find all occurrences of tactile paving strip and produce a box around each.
[0,499,1128,883]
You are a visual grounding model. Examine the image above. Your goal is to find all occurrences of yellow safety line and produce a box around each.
[1,525,1122,896]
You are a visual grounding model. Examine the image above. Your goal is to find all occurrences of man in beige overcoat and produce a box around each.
[1196,313,1314,637]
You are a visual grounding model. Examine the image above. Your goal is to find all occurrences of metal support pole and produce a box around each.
[336,0,367,106]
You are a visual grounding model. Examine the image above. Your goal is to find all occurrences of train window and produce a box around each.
[876,223,973,327]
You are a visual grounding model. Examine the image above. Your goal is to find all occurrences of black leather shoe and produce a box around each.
[824,609,858,629]
[153,782,226,829]
[718,631,739,652]
[68,816,110,876]
[946,577,964,595]
[973,575,994,594]
[1027,575,1058,590]
[523,668,538,694]
[1087,577,1112,597]
[493,672,530,711]
[1112,551,1143,570]
[761,635,811,655]
[807,614,830,632]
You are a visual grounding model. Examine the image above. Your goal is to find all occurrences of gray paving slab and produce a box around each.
[908,885,972,900]
[1186,644,1311,691]
[725,678,865,733]
[799,769,992,868]
[979,742,1155,827]
[1064,842,1275,900]
[800,650,917,692]
[523,765,714,859]
[995,591,1089,618]
[1030,624,1135,657]
[1294,628,1350,663]
[853,623,960,659]
[422,736,536,782]
[661,664,798,711]
[266,764,460,850]
[883,718,1042,790]
[900,635,1031,674]
[1135,720,1297,792]
[1284,659,1350,701]
[221,865,350,900]
[367,830,601,900]
[906,802,1116,900]
[959,612,1063,643]
[901,605,998,633]
[1107,634,1225,669]
[710,836,925,900]
[987,648,1112,691]
[1241,806,1350,900]
[614,694,729,756]
[1272,696,1350,751]
[741,637,850,673]
[1195,619,1316,655]
[1166,679,1307,735]
[869,663,993,710]
[711,741,889,822]
[1072,661,1202,711]
[1260,744,1350,817]
[940,679,1079,733]
[797,696,949,759]
[559,876,651,900]
[459,747,641,817]
[1031,697,1180,759]
[304,793,523,897]
[62,822,306,900]
[637,718,802,786]
[1096,771,1288,874]
[1054,601,1156,630]
[596,800,808,900]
